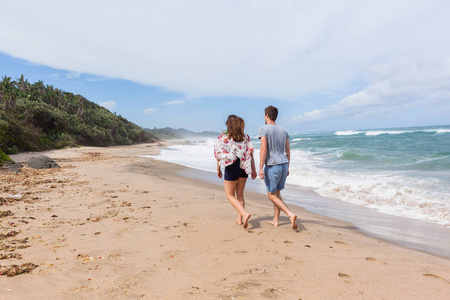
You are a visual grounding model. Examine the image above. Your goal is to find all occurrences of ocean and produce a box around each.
[146,125,450,228]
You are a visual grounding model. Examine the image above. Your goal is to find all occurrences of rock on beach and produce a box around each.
[26,156,61,169]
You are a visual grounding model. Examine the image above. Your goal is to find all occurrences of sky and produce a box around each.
[1,0,450,135]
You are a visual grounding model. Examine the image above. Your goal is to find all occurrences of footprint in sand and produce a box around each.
[261,287,281,298]
[423,273,450,284]
[366,257,388,265]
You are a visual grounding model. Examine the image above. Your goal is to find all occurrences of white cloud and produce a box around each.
[65,72,81,79]
[1,1,448,98]
[0,0,449,115]
[100,101,116,110]
[49,71,80,80]
[164,100,184,105]
[293,58,450,123]
[143,108,157,115]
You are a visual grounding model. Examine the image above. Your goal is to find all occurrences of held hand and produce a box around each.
[251,169,257,180]
[217,169,223,179]
[259,169,265,179]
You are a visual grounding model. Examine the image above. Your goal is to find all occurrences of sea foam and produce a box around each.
[146,125,450,227]
[335,130,364,136]
[287,148,450,226]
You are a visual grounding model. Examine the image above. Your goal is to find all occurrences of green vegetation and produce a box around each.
[0,149,12,165]
[0,75,157,157]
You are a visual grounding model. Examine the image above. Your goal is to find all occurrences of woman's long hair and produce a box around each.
[226,115,245,142]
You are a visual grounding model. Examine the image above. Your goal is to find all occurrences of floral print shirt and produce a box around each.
[214,131,254,175]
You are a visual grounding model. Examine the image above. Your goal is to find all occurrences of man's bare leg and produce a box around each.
[224,180,251,229]
[267,191,297,230]
[269,190,282,226]
[269,205,280,226]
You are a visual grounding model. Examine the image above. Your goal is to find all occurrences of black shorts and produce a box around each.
[224,158,248,181]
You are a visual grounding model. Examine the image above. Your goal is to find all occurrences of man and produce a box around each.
[258,105,297,230]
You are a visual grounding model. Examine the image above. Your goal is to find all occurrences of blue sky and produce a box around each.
[1,1,449,135]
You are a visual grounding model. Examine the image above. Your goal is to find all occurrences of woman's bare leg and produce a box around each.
[235,177,248,225]
[224,180,251,229]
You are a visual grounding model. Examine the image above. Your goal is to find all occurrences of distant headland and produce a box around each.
[145,127,219,140]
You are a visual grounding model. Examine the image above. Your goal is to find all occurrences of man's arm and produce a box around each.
[286,138,290,176]
[259,136,267,179]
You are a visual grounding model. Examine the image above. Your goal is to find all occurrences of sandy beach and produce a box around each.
[1,143,449,299]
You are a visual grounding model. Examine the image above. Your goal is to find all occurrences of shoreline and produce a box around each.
[2,144,449,299]
[174,162,450,259]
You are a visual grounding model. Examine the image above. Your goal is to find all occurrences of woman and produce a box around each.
[214,115,257,229]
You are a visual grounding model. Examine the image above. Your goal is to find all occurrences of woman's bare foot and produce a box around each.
[236,219,242,225]
[243,213,251,229]
[269,220,279,227]
[290,214,298,230]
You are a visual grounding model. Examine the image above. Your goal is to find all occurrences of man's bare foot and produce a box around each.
[243,213,251,229]
[290,215,298,230]
[269,220,279,227]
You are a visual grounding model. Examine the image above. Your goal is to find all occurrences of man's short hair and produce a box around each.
[265,105,278,121]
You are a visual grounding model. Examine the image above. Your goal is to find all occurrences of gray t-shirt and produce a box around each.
[258,124,290,166]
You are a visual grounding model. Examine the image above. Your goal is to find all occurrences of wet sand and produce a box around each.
[1,143,449,299]
[177,166,450,258]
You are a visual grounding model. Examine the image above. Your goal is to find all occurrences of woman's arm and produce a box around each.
[250,153,257,180]
[217,160,223,178]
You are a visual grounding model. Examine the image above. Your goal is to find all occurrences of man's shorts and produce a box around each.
[224,158,248,181]
[264,163,288,193]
